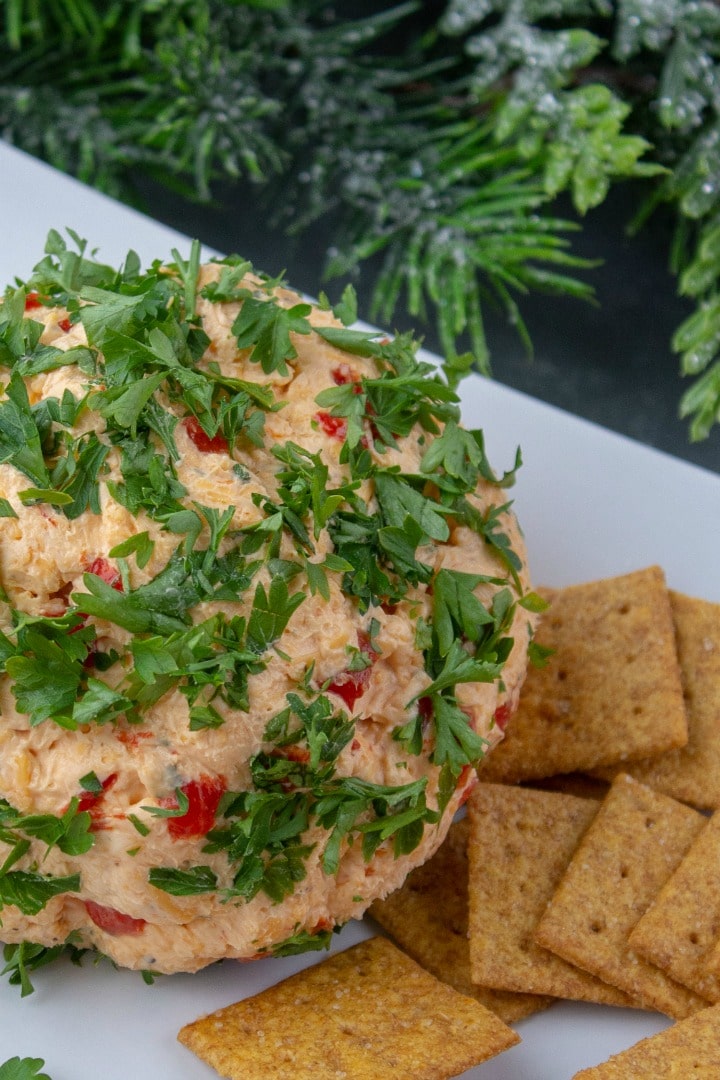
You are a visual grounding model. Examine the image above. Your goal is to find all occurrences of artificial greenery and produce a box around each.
[3,0,720,438]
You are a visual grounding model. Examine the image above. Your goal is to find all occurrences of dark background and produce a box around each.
[133,172,720,475]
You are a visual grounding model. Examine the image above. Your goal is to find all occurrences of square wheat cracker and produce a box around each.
[369,818,552,1022]
[534,773,709,1018]
[572,1002,720,1078]
[465,783,636,1006]
[478,567,688,784]
[629,813,720,1002]
[178,936,519,1080]
[593,590,720,809]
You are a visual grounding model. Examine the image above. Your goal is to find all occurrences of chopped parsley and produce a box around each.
[0,232,532,966]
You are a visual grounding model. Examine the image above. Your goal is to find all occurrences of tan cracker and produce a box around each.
[535,774,708,1018]
[369,817,552,1022]
[177,935,519,1080]
[465,783,635,1006]
[478,567,688,784]
[594,590,720,809]
[630,813,720,1002]
[572,1003,720,1078]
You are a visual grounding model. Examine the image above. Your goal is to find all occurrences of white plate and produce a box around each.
[1,141,719,1079]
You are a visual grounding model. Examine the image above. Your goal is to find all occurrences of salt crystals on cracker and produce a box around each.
[178,936,519,1080]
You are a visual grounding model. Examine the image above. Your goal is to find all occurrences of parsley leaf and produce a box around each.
[0,871,80,917]
[270,926,334,957]
[2,940,87,998]
[50,433,110,520]
[232,296,313,375]
[246,576,305,653]
[0,373,49,487]
[0,1057,52,1080]
[148,865,218,896]
[6,630,85,726]
[373,472,450,543]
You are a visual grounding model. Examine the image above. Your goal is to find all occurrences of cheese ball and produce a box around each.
[0,238,534,973]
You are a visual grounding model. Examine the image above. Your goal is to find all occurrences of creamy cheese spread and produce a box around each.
[0,235,534,973]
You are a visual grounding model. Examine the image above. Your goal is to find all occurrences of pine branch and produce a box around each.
[2,0,720,438]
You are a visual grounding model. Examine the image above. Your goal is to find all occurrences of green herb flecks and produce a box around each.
[269,924,336,957]
[315,329,459,453]
[148,865,218,896]
[1,939,88,998]
[0,870,81,917]
[395,571,517,802]
[231,294,313,376]
[180,693,437,906]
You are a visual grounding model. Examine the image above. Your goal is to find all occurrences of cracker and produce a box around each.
[629,813,720,1002]
[594,591,720,810]
[369,818,552,1023]
[534,774,709,1018]
[178,936,519,1080]
[572,1003,720,1078]
[465,783,635,1006]
[478,567,688,784]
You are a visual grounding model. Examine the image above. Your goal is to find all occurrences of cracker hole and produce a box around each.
[618,603,630,615]
[556,669,567,682]
[589,921,604,934]
[645,816,655,829]
[689,932,700,946]
[632,705,643,716]
[619,866,629,879]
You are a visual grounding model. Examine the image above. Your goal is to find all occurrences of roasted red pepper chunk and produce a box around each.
[182,415,229,454]
[161,775,226,839]
[24,291,42,311]
[315,411,348,441]
[493,702,513,731]
[58,317,73,333]
[457,763,477,805]
[86,557,123,591]
[331,364,363,392]
[76,772,118,830]
[327,631,378,710]
[85,900,147,936]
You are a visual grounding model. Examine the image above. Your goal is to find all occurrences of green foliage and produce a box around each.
[3,1,720,437]
[0,1057,51,1080]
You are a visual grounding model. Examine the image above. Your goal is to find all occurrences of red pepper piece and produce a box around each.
[331,364,362,392]
[58,317,72,332]
[182,415,229,454]
[315,411,348,441]
[85,900,147,936]
[76,772,118,830]
[116,729,153,749]
[160,775,226,840]
[493,702,513,731]
[457,763,477,806]
[24,291,42,311]
[86,557,123,591]
[327,630,378,710]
